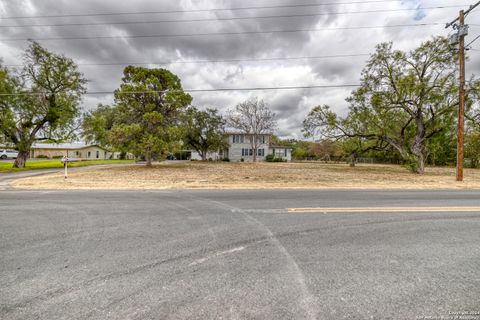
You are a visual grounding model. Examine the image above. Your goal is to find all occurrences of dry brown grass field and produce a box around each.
[11,161,480,190]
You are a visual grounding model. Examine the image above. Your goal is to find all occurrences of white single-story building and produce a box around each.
[190,151,221,161]
[30,143,120,160]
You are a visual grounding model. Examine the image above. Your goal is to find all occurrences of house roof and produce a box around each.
[31,143,109,151]
[224,131,274,135]
[269,144,294,149]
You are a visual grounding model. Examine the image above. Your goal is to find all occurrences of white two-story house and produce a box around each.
[218,133,292,162]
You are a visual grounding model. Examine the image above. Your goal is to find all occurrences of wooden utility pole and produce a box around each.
[457,10,465,181]
[446,1,480,181]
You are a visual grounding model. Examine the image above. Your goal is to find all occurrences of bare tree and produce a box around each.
[228,97,277,161]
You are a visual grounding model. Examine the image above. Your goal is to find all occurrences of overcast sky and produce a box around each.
[0,0,479,139]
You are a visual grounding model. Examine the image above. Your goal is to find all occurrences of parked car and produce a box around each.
[0,149,19,159]
[166,154,177,160]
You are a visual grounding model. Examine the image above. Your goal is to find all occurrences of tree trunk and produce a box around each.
[13,150,30,168]
[348,153,356,167]
[411,114,426,174]
[416,154,425,174]
[145,151,152,166]
[252,136,257,162]
[411,139,426,174]
[409,152,425,174]
[201,150,207,161]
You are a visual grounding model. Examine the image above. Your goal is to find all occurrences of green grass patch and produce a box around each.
[0,159,134,172]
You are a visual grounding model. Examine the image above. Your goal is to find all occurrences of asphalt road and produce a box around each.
[1,189,480,319]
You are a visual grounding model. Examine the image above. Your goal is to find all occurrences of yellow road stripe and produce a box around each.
[288,206,480,213]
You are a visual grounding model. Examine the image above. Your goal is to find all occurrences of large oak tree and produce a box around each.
[182,106,227,160]
[85,66,192,166]
[0,42,86,168]
[303,37,476,173]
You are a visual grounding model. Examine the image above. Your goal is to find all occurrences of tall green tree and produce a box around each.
[107,66,192,166]
[304,37,467,173]
[82,104,117,147]
[0,42,86,168]
[465,129,480,168]
[182,106,227,160]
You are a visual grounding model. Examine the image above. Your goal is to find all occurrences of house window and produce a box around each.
[242,148,254,157]
[257,148,264,156]
[104,151,107,158]
[96,150,99,159]
[260,135,266,144]
[284,149,287,157]
[88,151,91,158]
[233,135,244,144]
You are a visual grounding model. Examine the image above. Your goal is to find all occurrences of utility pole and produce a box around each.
[445,1,480,182]
[457,10,466,182]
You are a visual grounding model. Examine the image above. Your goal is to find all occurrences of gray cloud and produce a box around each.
[0,0,478,139]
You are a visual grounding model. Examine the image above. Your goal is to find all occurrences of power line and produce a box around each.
[466,34,480,47]
[4,53,371,68]
[0,84,361,96]
[0,23,444,42]
[465,2,480,17]
[0,6,465,28]
[0,0,417,20]
[445,1,480,28]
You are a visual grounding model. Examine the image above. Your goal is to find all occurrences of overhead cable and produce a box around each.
[0,0,424,20]
[3,53,371,68]
[0,84,361,96]
[0,6,465,28]
[0,23,445,42]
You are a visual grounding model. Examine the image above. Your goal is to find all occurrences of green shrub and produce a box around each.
[52,155,64,159]
[266,154,286,162]
[36,155,49,159]
[222,157,230,162]
[240,157,244,162]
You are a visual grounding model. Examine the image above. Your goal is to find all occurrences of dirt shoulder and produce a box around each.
[10,161,480,190]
